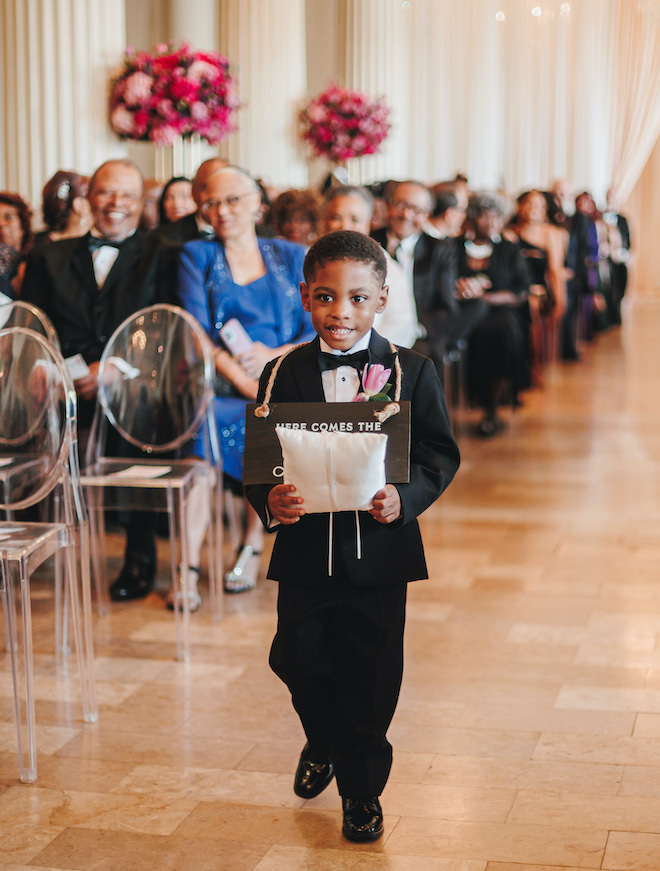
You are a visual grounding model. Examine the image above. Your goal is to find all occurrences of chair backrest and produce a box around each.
[94,304,216,455]
[0,326,77,509]
[0,301,60,349]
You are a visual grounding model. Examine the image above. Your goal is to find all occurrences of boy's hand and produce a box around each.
[369,485,401,524]
[268,484,305,525]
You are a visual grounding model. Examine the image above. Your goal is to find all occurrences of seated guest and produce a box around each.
[0,191,35,296]
[140,178,164,231]
[509,190,567,374]
[371,180,458,373]
[155,157,228,245]
[322,185,418,347]
[550,179,576,228]
[575,191,610,332]
[365,180,396,233]
[0,244,13,300]
[21,159,176,603]
[178,165,315,595]
[457,192,530,436]
[426,183,467,239]
[158,176,195,226]
[603,188,631,325]
[272,189,323,247]
[254,178,276,238]
[35,170,91,246]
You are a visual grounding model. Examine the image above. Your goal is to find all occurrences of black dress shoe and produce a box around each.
[109,553,156,601]
[342,796,384,842]
[293,743,334,799]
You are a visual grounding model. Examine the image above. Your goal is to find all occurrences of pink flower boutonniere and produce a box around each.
[353,364,392,402]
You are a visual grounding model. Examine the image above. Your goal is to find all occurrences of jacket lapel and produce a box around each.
[70,234,97,294]
[289,337,325,402]
[369,330,397,367]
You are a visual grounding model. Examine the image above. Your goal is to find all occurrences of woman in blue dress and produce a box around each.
[178,165,314,594]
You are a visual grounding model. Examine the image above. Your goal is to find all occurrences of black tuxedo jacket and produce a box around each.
[245,332,460,588]
[152,212,202,246]
[21,231,175,364]
[371,227,457,342]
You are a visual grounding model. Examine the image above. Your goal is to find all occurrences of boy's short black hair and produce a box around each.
[303,229,387,286]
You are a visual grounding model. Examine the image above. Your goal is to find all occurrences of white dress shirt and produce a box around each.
[90,229,137,288]
[374,251,418,348]
[319,331,372,402]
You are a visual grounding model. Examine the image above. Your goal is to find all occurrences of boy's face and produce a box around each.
[301,259,388,352]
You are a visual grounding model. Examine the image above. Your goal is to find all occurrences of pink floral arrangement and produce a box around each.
[353,365,392,402]
[299,84,391,164]
[109,43,240,146]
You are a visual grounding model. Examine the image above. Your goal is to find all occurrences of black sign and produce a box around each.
[243,401,411,485]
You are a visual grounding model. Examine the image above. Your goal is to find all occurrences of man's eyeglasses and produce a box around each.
[388,198,428,218]
[201,193,253,214]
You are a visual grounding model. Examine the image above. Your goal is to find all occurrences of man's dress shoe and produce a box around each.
[342,796,384,842]
[109,553,155,601]
[293,743,334,798]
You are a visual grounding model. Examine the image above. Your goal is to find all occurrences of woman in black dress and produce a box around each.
[456,192,530,436]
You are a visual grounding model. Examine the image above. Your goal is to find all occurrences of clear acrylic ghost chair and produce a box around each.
[0,303,66,633]
[0,327,96,783]
[0,301,60,350]
[81,304,223,663]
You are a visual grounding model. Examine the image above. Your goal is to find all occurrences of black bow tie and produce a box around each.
[318,349,370,372]
[88,235,126,251]
[199,229,217,240]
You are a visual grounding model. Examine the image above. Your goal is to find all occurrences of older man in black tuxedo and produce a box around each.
[371,181,458,370]
[372,180,485,373]
[22,158,176,601]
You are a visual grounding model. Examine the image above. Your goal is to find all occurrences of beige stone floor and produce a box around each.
[2,297,660,870]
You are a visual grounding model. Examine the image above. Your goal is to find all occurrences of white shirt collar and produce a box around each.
[195,213,214,234]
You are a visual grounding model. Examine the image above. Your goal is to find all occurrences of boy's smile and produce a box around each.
[301,260,389,352]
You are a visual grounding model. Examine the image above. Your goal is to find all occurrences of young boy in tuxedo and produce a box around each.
[246,230,460,842]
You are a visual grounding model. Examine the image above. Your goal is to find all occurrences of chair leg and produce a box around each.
[224,489,242,552]
[2,556,38,783]
[168,491,191,663]
[88,493,110,617]
[66,522,98,725]
[52,485,71,658]
[209,471,223,622]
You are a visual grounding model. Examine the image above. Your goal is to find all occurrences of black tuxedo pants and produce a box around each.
[270,573,407,797]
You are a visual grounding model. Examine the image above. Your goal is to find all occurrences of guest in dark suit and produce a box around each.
[604,188,631,325]
[371,181,455,367]
[22,158,175,602]
[371,180,484,373]
[246,231,459,843]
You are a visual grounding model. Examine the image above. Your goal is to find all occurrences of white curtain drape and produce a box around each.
[3,0,660,213]
[0,0,126,204]
[219,0,308,187]
[336,0,620,199]
[610,0,660,203]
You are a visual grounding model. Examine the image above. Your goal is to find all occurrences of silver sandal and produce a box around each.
[166,566,202,612]
[224,545,261,593]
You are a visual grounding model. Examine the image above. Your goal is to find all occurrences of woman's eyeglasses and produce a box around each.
[201,193,253,214]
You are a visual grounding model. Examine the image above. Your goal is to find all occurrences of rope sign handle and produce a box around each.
[253,342,402,420]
